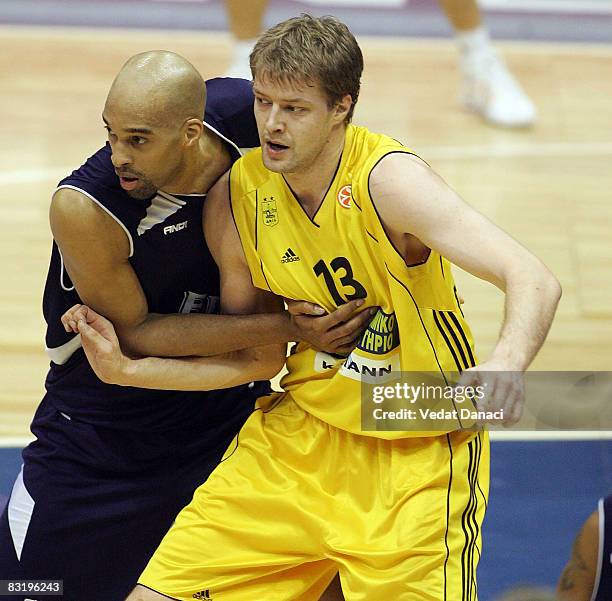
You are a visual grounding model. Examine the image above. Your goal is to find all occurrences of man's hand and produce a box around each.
[62,303,96,333]
[69,306,132,385]
[457,363,525,427]
[286,298,376,356]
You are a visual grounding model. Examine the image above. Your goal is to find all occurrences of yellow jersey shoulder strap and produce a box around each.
[352,138,425,272]
[229,149,272,291]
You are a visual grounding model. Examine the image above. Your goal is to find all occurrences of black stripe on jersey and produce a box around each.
[405,248,431,268]
[432,311,464,425]
[477,478,488,513]
[448,312,476,367]
[366,230,379,243]
[137,583,181,601]
[282,152,342,227]
[433,312,467,424]
[227,166,243,243]
[454,285,466,318]
[259,259,273,292]
[434,311,464,373]
[461,439,477,601]
[228,168,270,292]
[439,311,469,371]
[440,256,446,279]
[443,434,454,601]
[386,264,448,384]
[465,433,483,601]
[219,394,280,466]
[367,150,424,267]
[469,433,484,600]
[352,193,362,211]
[282,175,320,228]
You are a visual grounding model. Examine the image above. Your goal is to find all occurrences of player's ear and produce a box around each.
[184,118,204,147]
[333,94,352,124]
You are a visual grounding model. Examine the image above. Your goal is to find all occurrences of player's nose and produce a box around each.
[110,142,132,169]
[265,105,285,133]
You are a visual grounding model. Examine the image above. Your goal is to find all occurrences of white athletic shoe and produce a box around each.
[460,50,536,128]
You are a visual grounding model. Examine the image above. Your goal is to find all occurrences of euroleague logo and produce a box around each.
[337,184,352,208]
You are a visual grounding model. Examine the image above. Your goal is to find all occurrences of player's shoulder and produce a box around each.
[59,144,117,190]
[56,142,127,213]
[205,77,254,112]
[51,183,120,228]
[229,148,270,196]
[204,77,258,151]
[348,124,419,182]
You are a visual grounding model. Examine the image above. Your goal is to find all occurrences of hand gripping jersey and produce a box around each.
[44,77,266,431]
[230,124,478,439]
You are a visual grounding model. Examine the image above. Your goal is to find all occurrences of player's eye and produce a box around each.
[256,96,271,106]
[131,136,147,145]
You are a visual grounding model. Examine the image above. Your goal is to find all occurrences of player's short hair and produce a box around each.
[250,14,363,123]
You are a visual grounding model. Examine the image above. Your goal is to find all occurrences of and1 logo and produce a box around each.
[337,184,352,208]
[261,196,279,226]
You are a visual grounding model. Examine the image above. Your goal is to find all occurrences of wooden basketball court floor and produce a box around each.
[0,25,611,441]
[0,24,611,598]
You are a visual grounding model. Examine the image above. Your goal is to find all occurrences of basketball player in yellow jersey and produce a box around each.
[72,15,561,601]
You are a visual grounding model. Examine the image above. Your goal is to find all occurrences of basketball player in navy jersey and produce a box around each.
[558,494,612,601]
[0,51,365,601]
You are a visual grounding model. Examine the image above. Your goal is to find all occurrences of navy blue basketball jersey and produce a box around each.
[43,77,267,430]
[593,495,612,601]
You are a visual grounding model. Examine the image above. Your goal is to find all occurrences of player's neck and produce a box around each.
[283,126,347,216]
[163,128,231,195]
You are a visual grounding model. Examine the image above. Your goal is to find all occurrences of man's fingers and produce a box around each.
[62,304,102,333]
[77,319,108,350]
[322,299,366,327]
[328,307,375,341]
[333,336,362,356]
[61,303,83,332]
[285,299,326,316]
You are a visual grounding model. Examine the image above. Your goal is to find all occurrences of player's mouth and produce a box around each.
[117,173,140,191]
[266,141,289,158]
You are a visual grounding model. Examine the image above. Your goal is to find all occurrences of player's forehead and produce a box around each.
[102,99,160,134]
[253,72,326,104]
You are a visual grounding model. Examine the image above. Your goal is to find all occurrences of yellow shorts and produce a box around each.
[139,393,489,601]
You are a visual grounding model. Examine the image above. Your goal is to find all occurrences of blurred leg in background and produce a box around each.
[440,0,536,127]
[224,0,268,78]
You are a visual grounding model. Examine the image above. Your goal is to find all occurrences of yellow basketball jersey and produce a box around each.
[230,124,478,439]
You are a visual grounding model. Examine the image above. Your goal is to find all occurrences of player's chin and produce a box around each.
[126,183,157,200]
[262,153,289,173]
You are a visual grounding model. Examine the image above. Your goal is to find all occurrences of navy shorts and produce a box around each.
[0,396,253,601]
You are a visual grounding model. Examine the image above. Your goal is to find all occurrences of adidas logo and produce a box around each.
[193,590,212,600]
[280,248,300,263]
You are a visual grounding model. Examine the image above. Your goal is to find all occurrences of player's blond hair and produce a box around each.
[249,14,363,123]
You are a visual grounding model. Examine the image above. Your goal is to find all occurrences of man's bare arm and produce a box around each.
[557,510,599,601]
[369,154,561,372]
[74,173,287,390]
[369,154,561,424]
[54,188,371,358]
[76,308,283,390]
